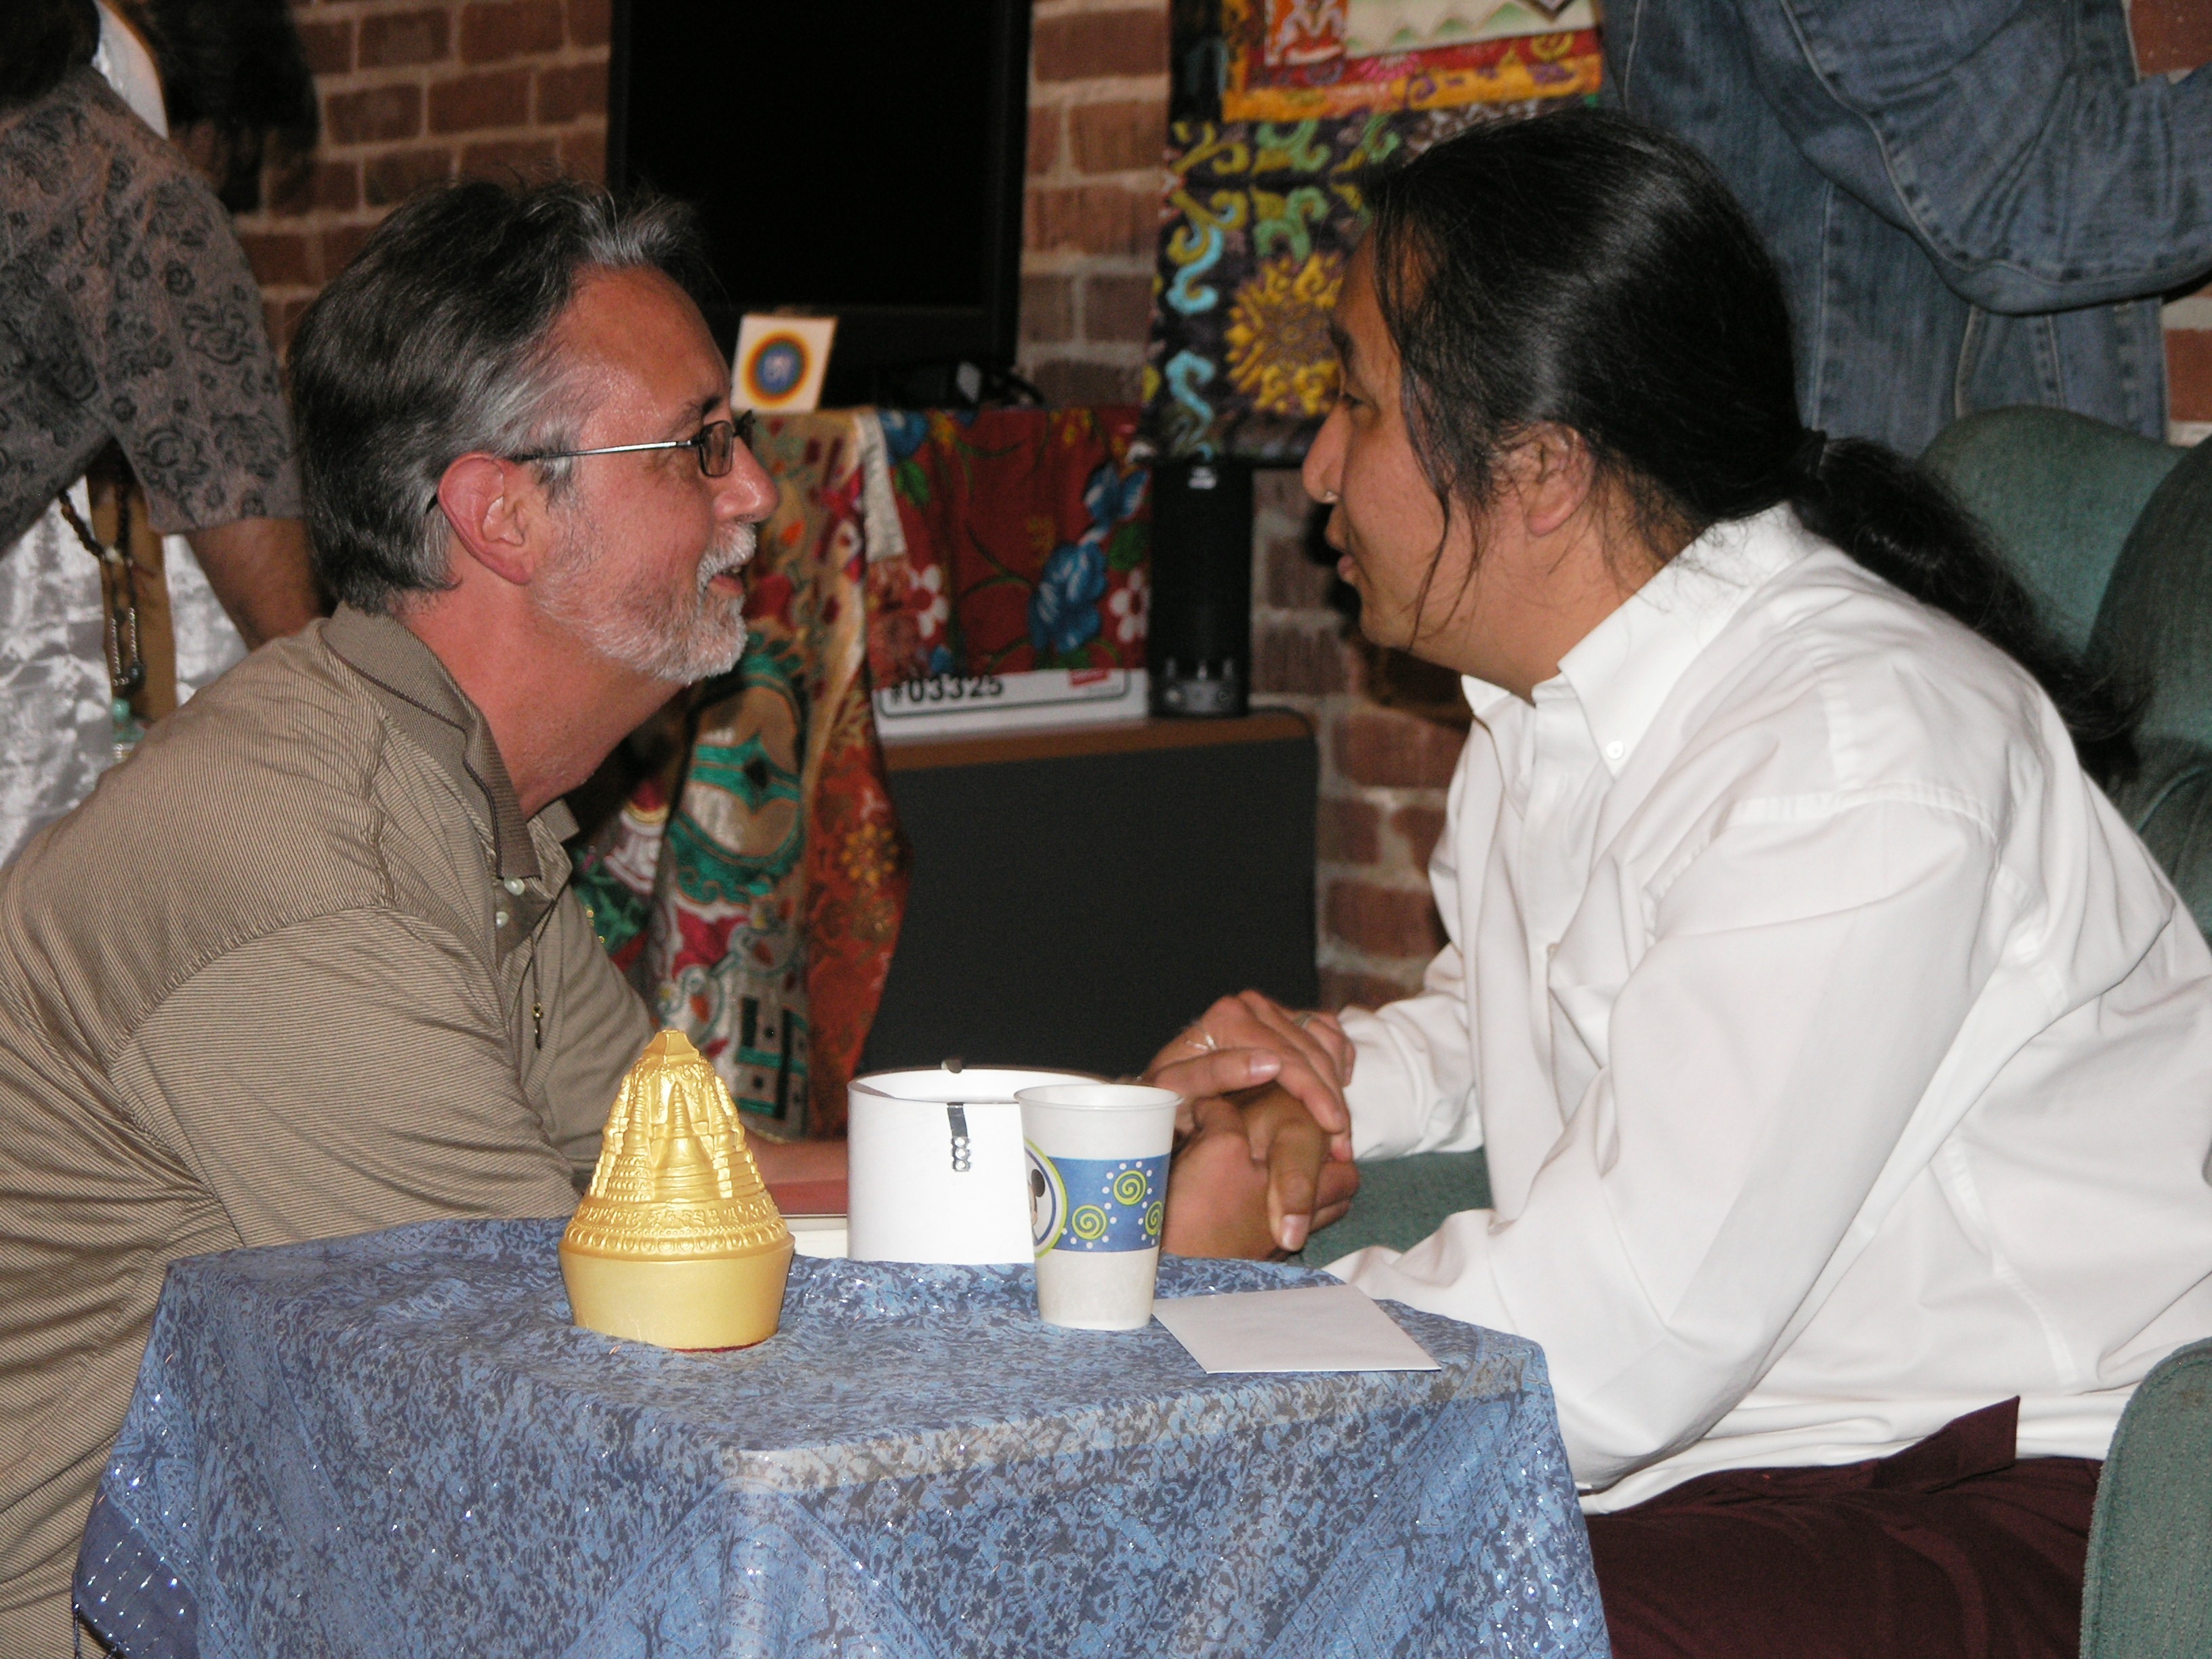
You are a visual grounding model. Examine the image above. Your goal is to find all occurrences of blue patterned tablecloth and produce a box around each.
[77,1218,1607,1658]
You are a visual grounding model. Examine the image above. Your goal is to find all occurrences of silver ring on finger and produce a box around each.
[1187,1025,1218,1053]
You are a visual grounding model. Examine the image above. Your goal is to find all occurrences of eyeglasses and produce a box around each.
[514,411,756,478]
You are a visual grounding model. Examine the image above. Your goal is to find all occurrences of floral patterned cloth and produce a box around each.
[573,412,909,1141]
[865,408,1152,685]
[1223,0,1601,119]
[1144,106,1557,460]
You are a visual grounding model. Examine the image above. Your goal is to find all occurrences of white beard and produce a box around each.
[539,517,754,685]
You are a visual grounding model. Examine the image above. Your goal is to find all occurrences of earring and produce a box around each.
[1320,489,1340,503]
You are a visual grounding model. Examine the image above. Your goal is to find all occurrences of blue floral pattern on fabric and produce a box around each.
[80,1218,1610,1659]
[1028,539,1109,656]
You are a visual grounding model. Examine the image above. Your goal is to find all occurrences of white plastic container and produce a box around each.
[846,1065,1097,1264]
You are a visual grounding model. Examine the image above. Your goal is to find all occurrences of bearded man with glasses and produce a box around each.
[0,180,836,1658]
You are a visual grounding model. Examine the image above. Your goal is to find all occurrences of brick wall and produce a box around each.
[233,0,610,353]
[1017,0,1169,405]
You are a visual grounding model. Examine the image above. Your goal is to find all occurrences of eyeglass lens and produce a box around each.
[696,414,757,478]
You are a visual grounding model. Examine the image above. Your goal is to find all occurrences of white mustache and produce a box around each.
[701,523,757,584]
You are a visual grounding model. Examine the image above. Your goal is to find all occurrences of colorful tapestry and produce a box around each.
[865,407,1151,686]
[573,412,909,1141]
[1341,0,1601,57]
[1223,0,1600,120]
[1145,106,1551,461]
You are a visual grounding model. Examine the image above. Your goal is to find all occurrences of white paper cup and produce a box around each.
[1017,1083,1181,1331]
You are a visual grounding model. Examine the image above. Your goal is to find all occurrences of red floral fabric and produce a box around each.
[865,407,1151,686]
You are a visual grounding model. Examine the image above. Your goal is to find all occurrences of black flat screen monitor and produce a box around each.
[609,2,1032,402]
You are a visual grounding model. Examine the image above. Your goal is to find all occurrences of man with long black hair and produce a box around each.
[1162,110,2212,1657]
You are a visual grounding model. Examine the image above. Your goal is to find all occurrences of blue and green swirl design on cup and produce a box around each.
[1026,1149,1170,1256]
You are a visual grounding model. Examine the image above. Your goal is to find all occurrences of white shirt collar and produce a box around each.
[1461,504,1816,775]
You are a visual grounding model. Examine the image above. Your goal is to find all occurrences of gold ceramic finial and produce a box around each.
[560,1029,794,1349]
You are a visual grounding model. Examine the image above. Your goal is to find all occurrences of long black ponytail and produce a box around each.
[1364,108,2139,785]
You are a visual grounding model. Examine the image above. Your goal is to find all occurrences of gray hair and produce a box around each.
[289,180,712,614]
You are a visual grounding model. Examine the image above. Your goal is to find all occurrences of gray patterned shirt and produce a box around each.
[0,67,299,541]
[0,67,302,865]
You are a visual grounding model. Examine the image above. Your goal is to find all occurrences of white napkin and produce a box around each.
[1153,1284,1439,1373]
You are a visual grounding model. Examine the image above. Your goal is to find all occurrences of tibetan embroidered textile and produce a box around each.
[1145,107,1553,461]
[1223,0,1601,120]
[573,412,909,1141]
[865,407,1152,685]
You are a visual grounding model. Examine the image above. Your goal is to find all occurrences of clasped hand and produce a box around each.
[1146,990,1360,1258]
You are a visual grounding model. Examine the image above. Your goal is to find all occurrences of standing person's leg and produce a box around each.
[1586,1399,2100,1659]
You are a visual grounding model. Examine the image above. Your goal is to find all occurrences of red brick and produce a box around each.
[1070,100,1168,176]
[1033,11,1170,81]
[2170,329,2212,423]
[1025,183,1155,258]
[1027,106,1061,176]
[364,146,456,207]
[559,125,607,182]
[1326,879,1447,960]
[264,157,359,216]
[325,84,424,145]
[1317,796,1382,864]
[1319,965,1421,1011]
[1252,618,1347,695]
[1084,272,1155,344]
[1393,804,1448,873]
[429,68,531,134]
[536,62,607,123]
[1021,275,1075,344]
[2132,0,2212,73]
[462,136,560,179]
[1333,708,1465,788]
[1029,358,1144,406]
[236,229,314,287]
[460,0,565,63]
[318,222,378,282]
[567,0,611,48]
[359,8,451,68]
[295,18,352,75]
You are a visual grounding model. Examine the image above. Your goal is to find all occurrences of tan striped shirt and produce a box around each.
[0,607,653,1653]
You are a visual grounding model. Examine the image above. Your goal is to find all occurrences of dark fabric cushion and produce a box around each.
[2079,1338,2212,1659]
[1922,407,2182,654]
[1301,1147,1490,1264]
[2113,739,2212,940]
[2091,434,2212,754]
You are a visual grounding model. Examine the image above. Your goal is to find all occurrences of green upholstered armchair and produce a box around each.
[1301,409,2212,1656]
[1928,411,2212,1659]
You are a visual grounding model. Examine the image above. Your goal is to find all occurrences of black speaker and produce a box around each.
[1148,458,1254,717]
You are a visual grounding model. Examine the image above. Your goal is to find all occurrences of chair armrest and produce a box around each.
[2079,1337,2212,1659]
[1301,1147,1491,1265]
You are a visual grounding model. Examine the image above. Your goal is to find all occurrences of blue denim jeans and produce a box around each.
[1604,0,2212,453]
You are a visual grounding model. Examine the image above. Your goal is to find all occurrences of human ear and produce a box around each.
[435,454,546,588]
[1512,424,1596,538]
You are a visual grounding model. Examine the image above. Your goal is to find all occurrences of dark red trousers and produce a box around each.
[1584,1400,2100,1659]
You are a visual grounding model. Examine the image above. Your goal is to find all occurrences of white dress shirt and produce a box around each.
[1328,505,2212,1510]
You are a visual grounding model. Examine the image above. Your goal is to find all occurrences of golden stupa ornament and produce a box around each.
[560,1029,794,1349]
